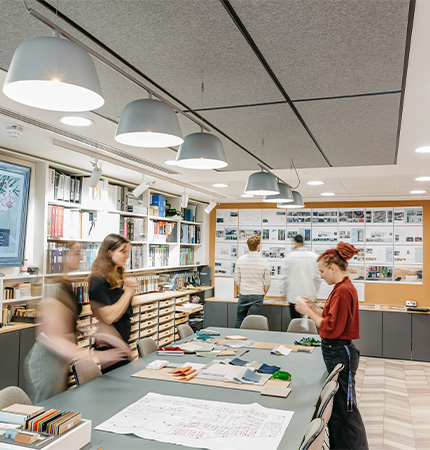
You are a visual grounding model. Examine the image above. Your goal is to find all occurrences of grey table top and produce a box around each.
[42,328,327,450]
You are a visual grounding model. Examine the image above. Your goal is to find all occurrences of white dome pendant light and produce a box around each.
[244,168,280,196]
[3,36,104,112]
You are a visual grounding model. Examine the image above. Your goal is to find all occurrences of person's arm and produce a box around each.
[234,262,241,290]
[263,263,271,296]
[95,277,137,325]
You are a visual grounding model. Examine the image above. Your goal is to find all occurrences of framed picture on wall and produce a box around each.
[0,161,31,266]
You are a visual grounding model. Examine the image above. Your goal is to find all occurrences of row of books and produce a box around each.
[72,281,90,304]
[119,217,146,241]
[3,283,32,300]
[136,275,159,293]
[48,168,82,203]
[180,247,194,266]
[183,206,197,222]
[150,220,175,236]
[149,245,169,267]
[124,244,145,270]
[47,242,100,274]
[180,224,201,244]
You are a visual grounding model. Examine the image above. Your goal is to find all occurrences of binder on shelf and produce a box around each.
[48,168,56,200]
[63,174,71,202]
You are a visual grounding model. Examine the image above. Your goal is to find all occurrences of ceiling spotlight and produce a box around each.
[213,183,228,188]
[3,36,104,111]
[415,176,430,181]
[115,98,183,148]
[181,191,189,208]
[205,201,217,214]
[241,194,254,198]
[88,158,102,188]
[132,177,149,198]
[321,192,335,197]
[6,124,23,138]
[164,160,177,166]
[415,146,430,153]
[307,180,324,186]
[410,190,426,194]
[60,116,93,126]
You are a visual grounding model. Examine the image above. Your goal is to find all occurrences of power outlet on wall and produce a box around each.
[406,300,417,307]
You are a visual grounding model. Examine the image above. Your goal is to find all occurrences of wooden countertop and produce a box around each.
[132,287,212,306]
[0,322,41,334]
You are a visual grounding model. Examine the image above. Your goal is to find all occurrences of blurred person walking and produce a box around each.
[89,234,137,372]
[234,235,270,328]
[296,242,368,450]
[25,242,129,403]
[280,234,320,319]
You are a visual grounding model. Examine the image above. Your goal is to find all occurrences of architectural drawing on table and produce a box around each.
[95,392,293,450]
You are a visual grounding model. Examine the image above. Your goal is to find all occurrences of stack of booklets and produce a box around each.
[0,404,81,436]
[157,346,184,356]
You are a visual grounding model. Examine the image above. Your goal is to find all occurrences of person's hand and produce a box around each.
[96,348,132,370]
[124,277,138,293]
[295,299,311,315]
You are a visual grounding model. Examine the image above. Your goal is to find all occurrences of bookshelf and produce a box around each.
[0,160,209,323]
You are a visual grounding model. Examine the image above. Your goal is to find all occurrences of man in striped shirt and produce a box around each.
[234,235,271,328]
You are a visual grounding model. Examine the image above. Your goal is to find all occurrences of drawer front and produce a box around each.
[159,321,174,331]
[140,310,158,321]
[140,318,158,329]
[159,306,175,316]
[159,313,175,324]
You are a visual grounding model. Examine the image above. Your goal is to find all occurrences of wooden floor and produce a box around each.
[355,357,430,450]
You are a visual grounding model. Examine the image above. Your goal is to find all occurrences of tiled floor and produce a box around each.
[355,357,430,450]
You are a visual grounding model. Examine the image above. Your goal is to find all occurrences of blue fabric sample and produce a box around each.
[229,358,248,366]
[257,363,281,374]
[242,369,261,382]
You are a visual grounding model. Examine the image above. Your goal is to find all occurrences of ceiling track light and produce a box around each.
[181,191,189,209]
[205,200,217,214]
[88,158,102,188]
[132,176,156,198]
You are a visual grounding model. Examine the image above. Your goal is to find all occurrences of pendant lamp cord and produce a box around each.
[290,159,300,190]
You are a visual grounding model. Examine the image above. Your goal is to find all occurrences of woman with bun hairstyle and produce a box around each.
[296,242,368,450]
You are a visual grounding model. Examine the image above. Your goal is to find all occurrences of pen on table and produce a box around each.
[239,349,249,358]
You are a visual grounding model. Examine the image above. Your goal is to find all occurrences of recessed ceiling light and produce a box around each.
[241,194,254,198]
[164,159,177,166]
[213,183,228,188]
[415,146,430,153]
[410,190,426,194]
[60,116,93,126]
[415,176,430,181]
[321,192,335,196]
[307,180,324,186]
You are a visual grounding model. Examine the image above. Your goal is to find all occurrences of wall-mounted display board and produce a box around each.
[214,206,423,300]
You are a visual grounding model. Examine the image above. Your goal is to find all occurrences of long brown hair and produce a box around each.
[318,241,359,271]
[90,234,129,288]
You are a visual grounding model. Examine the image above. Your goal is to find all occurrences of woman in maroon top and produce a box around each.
[296,242,368,450]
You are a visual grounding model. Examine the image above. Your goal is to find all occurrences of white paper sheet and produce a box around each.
[95,392,293,450]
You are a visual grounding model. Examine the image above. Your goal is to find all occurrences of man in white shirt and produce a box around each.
[280,234,321,320]
[234,235,271,328]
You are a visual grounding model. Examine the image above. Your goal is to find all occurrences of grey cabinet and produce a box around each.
[204,302,228,328]
[412,314,430,362]
[19,327,36,389]
[227,303,238,328]
[0,330,20,390]
[382,312,411,360]
[356,310,383,357]
[260,305,282,331]
[281,307,292,332]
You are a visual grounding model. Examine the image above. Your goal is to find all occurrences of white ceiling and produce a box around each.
[0,0,429,204]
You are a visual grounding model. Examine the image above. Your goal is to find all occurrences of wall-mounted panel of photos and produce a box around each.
[214,207,423,293]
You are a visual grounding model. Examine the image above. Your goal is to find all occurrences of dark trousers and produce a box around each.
[288,302,301,320]
[322,339,369,450]
[235,294,264,328]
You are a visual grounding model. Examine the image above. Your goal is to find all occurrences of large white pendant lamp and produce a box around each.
[277,190,305,208]
[175,131,228,169]
[115,98,184,148]
[244,169,280,196]
[3,36,104,112]
[263,182,294,203]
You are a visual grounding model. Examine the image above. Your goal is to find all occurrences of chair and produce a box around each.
[315,380,339,424]
[0,386,32,409]
[287,318,318,334]
[137,337,158,357]
[177,324,194,340]
[313,364,344,419]
[72,358,102,386]
[240,315,269,331]
[299,418,326,450]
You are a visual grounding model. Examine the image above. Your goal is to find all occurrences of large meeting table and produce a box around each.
[41,328,327,449]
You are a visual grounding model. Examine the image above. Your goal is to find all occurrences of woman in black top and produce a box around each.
[89,234,137,371]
